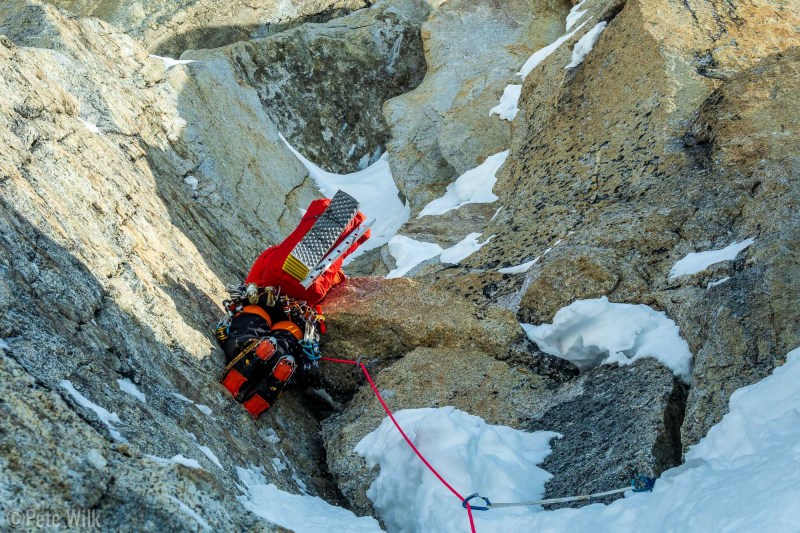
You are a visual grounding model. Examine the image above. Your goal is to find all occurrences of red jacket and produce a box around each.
[245,198,370,306]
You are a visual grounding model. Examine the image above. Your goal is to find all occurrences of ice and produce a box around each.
[565,22,607,69]
[355,407,559,533]
[440,233,494,264]
[521,296,692,380]
[59,380,126,443]
[236,466,383,533]
[149,54,196,69]
[168,496,210,531]
[669,237,755,279]
[198,445,223,469]
[386,236,443,278]
[566,0,589,31]
[195,404,213,415]
[490,84,522,121]
[418,150,509,217]
[281,135,410,256]
[518,22,586,78]
[116,378,146,403]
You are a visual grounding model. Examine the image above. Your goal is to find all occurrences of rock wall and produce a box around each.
[188,0,430,173]
[0,1,332,529]
[43,0,371,56]
[442,0,800,451]
[384,0,571,211]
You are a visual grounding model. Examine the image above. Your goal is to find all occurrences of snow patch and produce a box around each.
[195,404,213,415]
[170,454,203,469]
[149,54,196,69]
[566,0,589,31]
[0,338,9,351]
[418,150,509,217]
[271,457,288,473]
[707,277,731,288]
[490,84,522,121]
[171,392,194,403]
[281,135,410,256]
[440,233,495,264]
[168,496,210,531]
[355,407,559,533]
[59,380,126,443]
[79,118,100,134]
[669,237,755,279]
[198,445,223,470]
[498,257,540,274]
[184,175,199,191]
[236,467,383,533]
[565,22,607,69]
[518,22,586,77]
[521,296,692,380]
[116,378,146,403]
[386,236,443,278]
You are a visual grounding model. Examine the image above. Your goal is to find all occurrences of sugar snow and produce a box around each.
[521,296,692,380]
[490,84,522,121]
[504,347,800,532]
[669,237,755,279]
[565,22,607,69]
[236,467,382,533]
[281,135,410,256]
[440,233,494,264]
[355,407,559,533]
[386,236,443,278]
[59,380,126,443]
[418,150,509,217]
[116,378,146,403]
[518,22,586,77]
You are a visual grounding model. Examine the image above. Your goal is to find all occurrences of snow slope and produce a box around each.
[353,349,800,532]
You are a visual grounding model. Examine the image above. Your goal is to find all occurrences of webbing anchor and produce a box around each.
[462,493,491,511]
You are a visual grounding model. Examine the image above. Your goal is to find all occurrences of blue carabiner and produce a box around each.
[462,493,492,511]
[632,475,656,492]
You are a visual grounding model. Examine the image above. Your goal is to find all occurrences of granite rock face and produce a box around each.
[526,358,687,508]
[189,0,430,173]
[384,0,570,212]
[0,2,334,529]
[43,0,371,56]
[318,276,527,397]
[444,0,800,451]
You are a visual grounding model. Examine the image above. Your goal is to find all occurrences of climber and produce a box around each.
[215,191,370,418]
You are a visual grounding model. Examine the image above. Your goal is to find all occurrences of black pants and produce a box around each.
[220,312,302,415]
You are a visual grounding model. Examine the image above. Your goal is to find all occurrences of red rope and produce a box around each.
[321,356,477,533]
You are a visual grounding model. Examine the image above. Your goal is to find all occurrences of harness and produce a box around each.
[215,283,324,358]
